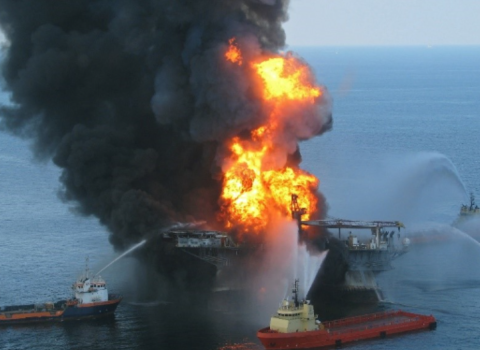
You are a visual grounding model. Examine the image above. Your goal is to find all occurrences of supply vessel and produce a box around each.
[257,279,436,350]
[453,192,480,226]
[0,262,121,324]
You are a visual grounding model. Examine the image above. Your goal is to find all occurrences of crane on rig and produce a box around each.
[301,218,404,250]
[290,194,409,270]
[290,194,410,305]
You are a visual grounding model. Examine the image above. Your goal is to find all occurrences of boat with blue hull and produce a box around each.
[0,262,121,324]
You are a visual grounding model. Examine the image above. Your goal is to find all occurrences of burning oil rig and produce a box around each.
[1,1,406,320]
[153,195,410,317]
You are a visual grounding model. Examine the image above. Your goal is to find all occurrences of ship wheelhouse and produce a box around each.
[269,280,320,333]
[72,263,109,304]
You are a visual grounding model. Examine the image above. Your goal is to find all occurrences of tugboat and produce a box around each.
[0,261,122,324]
[257,279,436,350]
[454,192,480,226]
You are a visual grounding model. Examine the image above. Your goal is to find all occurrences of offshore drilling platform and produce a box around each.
[291,194,410,306]
[156,195,410,318]
[292,195,410,317]
[301,219,409,305]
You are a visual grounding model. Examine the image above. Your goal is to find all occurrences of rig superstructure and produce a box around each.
[292,194,409,307]
[162,229,240,268]
[301,218,409,272]
[156,195,410,313]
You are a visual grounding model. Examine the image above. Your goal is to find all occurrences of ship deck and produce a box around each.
[323,310,432,334]
[257,309,436,350]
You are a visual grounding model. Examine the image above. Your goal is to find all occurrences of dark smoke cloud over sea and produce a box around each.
[0,1,332,295]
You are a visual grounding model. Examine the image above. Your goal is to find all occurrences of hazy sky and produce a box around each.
[284,0,480,46]
[0,1,478,48]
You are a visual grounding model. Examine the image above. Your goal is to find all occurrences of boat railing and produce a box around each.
[0,304,37,313]
[66,299,79,306]
[324,310,399,327]
[279,305,302,311]
[324,311,433,336]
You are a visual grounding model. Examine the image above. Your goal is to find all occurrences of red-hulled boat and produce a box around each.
[257,280,436,350]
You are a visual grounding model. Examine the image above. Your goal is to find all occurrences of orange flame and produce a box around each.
[254,56,321,102]
[220,132,318,234]
[225,38,243,65]
[219,40,322,235]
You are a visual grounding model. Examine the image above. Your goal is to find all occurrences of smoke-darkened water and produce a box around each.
[2,47,480,349]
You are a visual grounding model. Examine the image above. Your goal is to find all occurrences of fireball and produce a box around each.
[219,40,323,236]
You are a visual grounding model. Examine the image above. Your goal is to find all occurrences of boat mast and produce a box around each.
[292,279,300,307]
[84,256,90,279]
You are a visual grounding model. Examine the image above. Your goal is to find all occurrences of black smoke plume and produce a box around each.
[0,1,332,295]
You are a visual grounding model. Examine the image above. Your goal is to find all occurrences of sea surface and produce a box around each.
[1,46,480,349]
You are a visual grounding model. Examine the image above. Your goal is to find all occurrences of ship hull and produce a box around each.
[257,310,436,350]
[0,311,65,325]
[0,297,121,325]
[62,298,122,320]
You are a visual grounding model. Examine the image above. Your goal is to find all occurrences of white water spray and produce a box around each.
[283,222,329,297]
[325,151,466,223]
[96,239,147,276]
[448,226,480,249]
[296,246,329,295]
[409,222,480,249]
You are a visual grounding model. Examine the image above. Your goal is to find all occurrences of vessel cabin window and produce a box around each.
[278,313,301,317]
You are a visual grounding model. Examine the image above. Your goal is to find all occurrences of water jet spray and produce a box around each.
[96,239,147,276]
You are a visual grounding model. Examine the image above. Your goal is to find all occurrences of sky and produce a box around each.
[1,1,478,48]
[284,0,480,46]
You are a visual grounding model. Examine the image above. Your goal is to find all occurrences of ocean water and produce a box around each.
[1,46,480,349]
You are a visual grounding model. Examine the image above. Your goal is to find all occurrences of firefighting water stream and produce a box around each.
[96,239,147,276]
